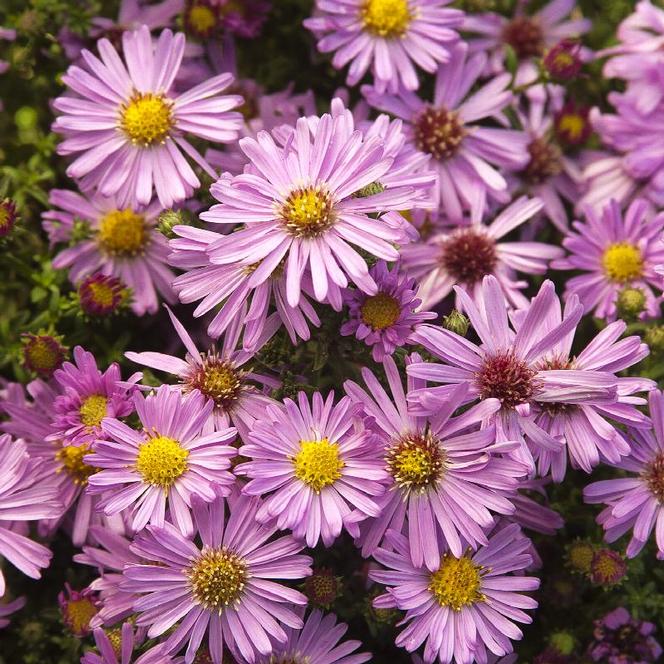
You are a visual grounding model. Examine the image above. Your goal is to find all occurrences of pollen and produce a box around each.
[136,435,189,488]
[121,92,173,147]
[188,547,248,610]
[280,186,336,238]
[387,432,445,493]
[440,228,498,286]
[602,243,644,283]
[643,452,664,503]
[97,209,148,256]
[360,292,401,330]
[361,0,412,38]
[63,597,98,636]
[557,113,586,142]
[293,438,344,492]
[476,351,538,409]
[428,554,485,611]
[590,549,626,586]
[414,106,465,161]
[187,355,243,411]
[56,443,98,485]
[79,394,109,429]
[22,334,65,376]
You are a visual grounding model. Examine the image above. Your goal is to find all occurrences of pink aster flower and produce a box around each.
[408,276,619,473]
[50,346,140,446]
[201,110,418,309]
[43,188,175,316]
[82,622,172,664]
[52,26,243,208]
[304,0,463,94]
[585,390,664,560]
[340,261,436,361]
[363,42,529,222]
[552,198,664,320]
[0,434,61,596]
[0,597,25,629]
[125,307,277,438]
[464,0,591,87]
[400,196,562,310]
[123,490,312,664]
[237,391,388,547]
[344,355,521,569]
[256,608,371,664]
[370,523,539,664]
[88,385,237,536]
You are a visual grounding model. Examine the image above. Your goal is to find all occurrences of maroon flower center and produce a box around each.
[186,354,244,411]
[476,351,537,409]
[502,16,544,59]
[523,137,563,184]
[413,106,465,161]
[440,228,497,286]
[644,453,664,502]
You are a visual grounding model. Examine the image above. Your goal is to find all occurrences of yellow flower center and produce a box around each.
[64,597,98,635]
[79,394,108,429]
[187,4,217,34]
[97,209,148,256]
[136,435,189,488]
[601,242,644,283]
[360,292,401,330]
[86,280,117,308]
[556,112,586,141]
[567,541,594,574]
[387,432,445,492]
[280,186,336,238]
[428,555,484,611]
[189,359,242,410]
[361,0,412,37]
[293,438,344,492]
[56,443,98,485]
[120,92,173,147]
[591,551,624,582]
[106,628,123,658]
[188,547,248,609]
[24,337,61,373]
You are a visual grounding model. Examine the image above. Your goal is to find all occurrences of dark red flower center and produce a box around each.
[523,137,563,184]
[440,228,497,286]
[413,106,465,161]
[502,16,544,59]
[476,351,537,409]
[644,453,664,503]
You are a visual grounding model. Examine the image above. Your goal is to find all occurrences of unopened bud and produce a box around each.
[442,310,470,337]
[616,287,646,321]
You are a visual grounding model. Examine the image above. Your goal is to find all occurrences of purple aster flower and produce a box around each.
[237,391,388,547]
[0,433,61,596]
[464,0,591,87]
[75,526,144,628]
[370,523,539,664]
[88,385,237,536]
[78,274,128,317]
[363,42,529,222]
[341,261,436,361]
[408,276,619,473]
[0,597,25,629]
[123,490,312,664]
[588,606,662,663]
[59,583,100,637]
[52,26,243,208]
[345,355,521,569]
[201,110,418,309]
[256,608,371,664]
[584,390,664,560]
[304,0,463,94]
[401,196,562,310]
[82,622,172,664]
[50,346,140,446]
[125,307,277,437]
[552,198,664,320]
[43,189,175,316]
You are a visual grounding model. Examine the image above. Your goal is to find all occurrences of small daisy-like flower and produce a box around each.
[21,332,67,378]
[0,198,17,237]
[123,491,312,664]
[237,391,388,547]
[401,196,562,309]
[589,548,627,587]
[125,307,276,437]
[82,622,172,664]
[256,609,371,664]
[554,101,592,147]
[553,198,664,321]
[345,355,520,568]
[341,261,436,361]
[51,346,139,446]
[585,390,664,559]
[303,568,342,608]
[565,539,595,576]
[363,41,529,222]
[371,523,539,664]
[304,0,463,93]
[53,26,243,208]
[43,189,175,316]
[59,584,100,637]
[0,433,62,596]
[88,385,237,536]
[78,274,128,317]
